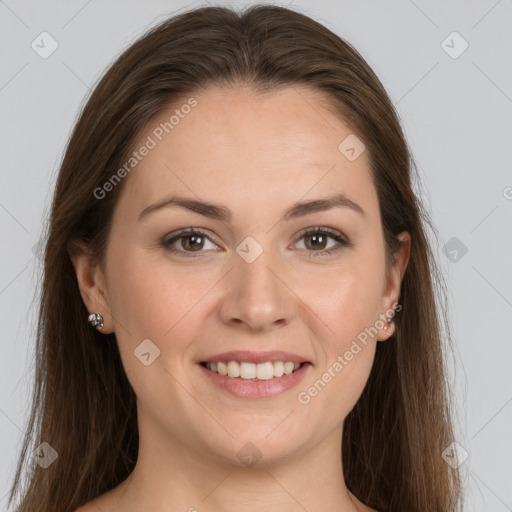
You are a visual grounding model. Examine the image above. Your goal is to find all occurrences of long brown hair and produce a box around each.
[8,4,462,511]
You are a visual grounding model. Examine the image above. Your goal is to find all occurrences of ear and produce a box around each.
[377,231,411,341]
[68,241,115,334]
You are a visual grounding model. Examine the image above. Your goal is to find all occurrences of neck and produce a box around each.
[108,411,365,512]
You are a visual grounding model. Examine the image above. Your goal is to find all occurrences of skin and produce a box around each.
[72,84,410,512]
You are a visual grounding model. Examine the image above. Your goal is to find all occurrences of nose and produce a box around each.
[218,248,295,332]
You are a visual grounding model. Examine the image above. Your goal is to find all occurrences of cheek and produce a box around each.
[297,316,377,425]
[104,250,224,394]
[106,247,209,340]
[295,250,383,413]
[107,262,168,339]
[316,344,376,422]
[104,252,206,415]
[302,256,385,349]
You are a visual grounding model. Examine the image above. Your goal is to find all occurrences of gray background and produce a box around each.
[1,0,511,510]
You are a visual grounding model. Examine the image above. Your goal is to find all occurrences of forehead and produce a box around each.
[115,85,379,224]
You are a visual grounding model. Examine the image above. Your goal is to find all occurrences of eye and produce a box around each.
[161,226,351,258]
[162,228,219,257]
[292,227,351,258]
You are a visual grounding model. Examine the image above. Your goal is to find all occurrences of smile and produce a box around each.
[201,360,302,380]
[198,360,311,399]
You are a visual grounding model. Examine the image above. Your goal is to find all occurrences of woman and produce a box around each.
[8,4,463,511]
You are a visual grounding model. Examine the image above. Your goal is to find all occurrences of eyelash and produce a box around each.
[161,226,351,259]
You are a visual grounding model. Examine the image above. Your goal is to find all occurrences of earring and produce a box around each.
[384,317,395,337]
[88,313,104,331]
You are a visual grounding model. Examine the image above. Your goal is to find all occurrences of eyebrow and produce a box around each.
[137,192,366,223]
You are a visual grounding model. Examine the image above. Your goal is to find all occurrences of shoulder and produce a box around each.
[74,493,113,512]
[359,504,381,512]
[74,476,132,511]
[74,503,96,512]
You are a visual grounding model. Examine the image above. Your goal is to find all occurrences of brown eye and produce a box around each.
[162,228,218,256]
[294,227,351,258]
[303,232,329,250]
[162,226,351,259]
[180,234,205,251]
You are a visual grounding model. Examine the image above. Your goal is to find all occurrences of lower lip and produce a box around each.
[198,363,312,399]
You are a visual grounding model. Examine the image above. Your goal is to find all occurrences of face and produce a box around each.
[74,85,410,468]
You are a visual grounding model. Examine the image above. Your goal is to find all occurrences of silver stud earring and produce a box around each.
[384,317,394,336]
[88,313,104,331]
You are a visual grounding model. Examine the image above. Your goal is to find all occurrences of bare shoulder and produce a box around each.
[74,504,93,512]
[356,500,380,512]
[74,500,105,512]
[74,501,99,512]
[74,475,133,512]
[74,492,115,512]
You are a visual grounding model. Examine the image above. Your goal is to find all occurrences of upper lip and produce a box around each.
[199,350,310,365]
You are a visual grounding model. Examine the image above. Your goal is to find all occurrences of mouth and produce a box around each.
[197,354,312,399]
[199,360,308,381]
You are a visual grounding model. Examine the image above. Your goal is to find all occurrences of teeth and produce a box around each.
[240,362,256,379]
[284,362,295,375]
[256,362,273,380]
[227,361,240,378]
[217,362,228,376]
[204,360,304,380]
[273,361,284,377]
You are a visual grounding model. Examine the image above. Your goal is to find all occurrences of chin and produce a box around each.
[200,423,311,468]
